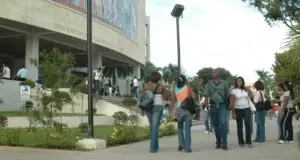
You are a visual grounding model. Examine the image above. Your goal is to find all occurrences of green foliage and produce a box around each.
[0,115,8,127]
[78,123,89,133]
[242,0,300,33]
[255,69,276,97]
[85,107,97,115]
[112,111,129,125]
[53,121,68,133]
[272,44,300,84]
[0,128,21,146]
[188,76,203,98]
[19,80,36,88]
[122,98,137,107]
[38,48,76,88]
[106,122,177,147]
[75,84,89,94]
[143,61,159,79]
[128,115,139,125]
[197,67,235,87]
[33,129,76,149]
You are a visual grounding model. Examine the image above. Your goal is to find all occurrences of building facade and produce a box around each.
[0,0,149,81]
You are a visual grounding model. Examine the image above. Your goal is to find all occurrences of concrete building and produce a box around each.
[0,0,149,81]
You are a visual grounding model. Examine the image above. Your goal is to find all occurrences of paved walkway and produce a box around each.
[1,119,299,160]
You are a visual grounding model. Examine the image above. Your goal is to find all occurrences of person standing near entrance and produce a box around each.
[93,67,102,95]
[133,76,138,98]
[2,63,10,80]
[15,66,28,81]
[203,69,230,150]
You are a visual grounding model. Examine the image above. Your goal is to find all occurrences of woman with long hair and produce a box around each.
[230,77,252,148]
[253,80,266,142]
[144,72,169,153]
[169,75,196,153]
[278,80,295,144]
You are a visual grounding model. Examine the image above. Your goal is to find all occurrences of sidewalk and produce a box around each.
[0,119,299,160]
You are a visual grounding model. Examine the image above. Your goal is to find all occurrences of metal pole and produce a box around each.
[87,0,94,138]
[176,17,181,76]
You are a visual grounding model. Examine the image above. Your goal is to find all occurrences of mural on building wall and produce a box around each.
[51,0,137,40]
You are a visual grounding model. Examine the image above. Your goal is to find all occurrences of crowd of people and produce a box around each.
[2,63,28,81]
[139,69,299,153]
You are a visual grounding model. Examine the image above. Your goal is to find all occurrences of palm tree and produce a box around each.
[282,25,300,50]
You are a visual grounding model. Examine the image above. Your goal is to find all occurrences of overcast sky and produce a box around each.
[146,0,288,83]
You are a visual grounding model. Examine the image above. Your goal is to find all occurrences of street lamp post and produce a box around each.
[87,0,94,138]
[171,4,184,76]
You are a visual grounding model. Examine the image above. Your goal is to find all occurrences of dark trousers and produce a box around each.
[279,108,294,141]
[210,103,228,146]
[235,107,252,145]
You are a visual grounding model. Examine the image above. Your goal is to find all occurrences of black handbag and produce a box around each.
[255,91,271,111]
[180,87,197,115]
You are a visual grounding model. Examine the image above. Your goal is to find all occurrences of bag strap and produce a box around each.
[259,91,265,102]
[208,82,226,101]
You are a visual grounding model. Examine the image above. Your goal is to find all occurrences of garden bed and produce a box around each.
[0,123,177,150]
[0,111,104,117]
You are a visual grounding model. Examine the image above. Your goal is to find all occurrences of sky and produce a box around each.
[146,0,288,83]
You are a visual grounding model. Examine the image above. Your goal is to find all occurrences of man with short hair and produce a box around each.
[133,76,138,98]
[203,69,230,150]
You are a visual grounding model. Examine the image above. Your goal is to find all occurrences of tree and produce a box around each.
[242,0,300,33]
[255,69,276,97]
[142,61,159,79]
[32,48,78,130]
[272,44,300,84]
[161,63,184,84]
[197,67,235,87]
[0,58,3,104]
[188,76,203,100]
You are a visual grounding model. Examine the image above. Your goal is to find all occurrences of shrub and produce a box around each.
[78,123,89,133]
[106,122,177,147]
[19,80,36,88]
[33,129,76,149]
[53,121,68,132]
[106,125,139,147]
[0,128,21,146]
[128,115,139,125]
[112,111,129,125]
[159,122,177,137]
[0,115,8,127]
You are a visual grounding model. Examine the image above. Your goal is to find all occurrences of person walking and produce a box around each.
[169,75,196,153]
[143,72,168,153]
[253,80,266,143]
[203,69,230,150]
[230,77,252,148]
[203,103,213,135]
[278,81,295,144]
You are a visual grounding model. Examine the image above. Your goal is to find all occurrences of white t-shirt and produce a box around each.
[253,90,266,103]
[231,88,249,109]
[3,66,10,78]
[133,78,138,87]
[280,91,294,108]
[93,70,102,81]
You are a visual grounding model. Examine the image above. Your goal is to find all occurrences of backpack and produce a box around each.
[179,87,197,115]
[255,91,272,111]
[138,84,160,111]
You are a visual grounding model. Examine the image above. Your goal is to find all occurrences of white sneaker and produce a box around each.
[205,131,209,134]
[288,141,294,144]
[278,140,285,144]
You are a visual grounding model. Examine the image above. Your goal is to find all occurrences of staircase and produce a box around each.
[101,96,205,126]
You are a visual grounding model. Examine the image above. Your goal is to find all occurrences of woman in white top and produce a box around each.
[253,80,266,142]
[230,77,252,147]
[278,81,295,144]
[145,71,169,153]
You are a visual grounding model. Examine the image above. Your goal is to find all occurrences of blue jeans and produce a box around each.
[177,111,192,152]
[204,111,213,132]
[250,111,253,135]
[146,105,163,153]
[255,110,266,142]
[210,103,228,146]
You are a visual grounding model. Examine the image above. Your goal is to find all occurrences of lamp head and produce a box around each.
[171,4,184,18]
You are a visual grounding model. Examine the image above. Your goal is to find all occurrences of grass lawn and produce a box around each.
[15,125,114,147]
[0,111,105,117]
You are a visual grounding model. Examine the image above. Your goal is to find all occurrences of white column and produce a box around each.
[133,64,141,79]
[25,34,39,81]
[92,53,102,70]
